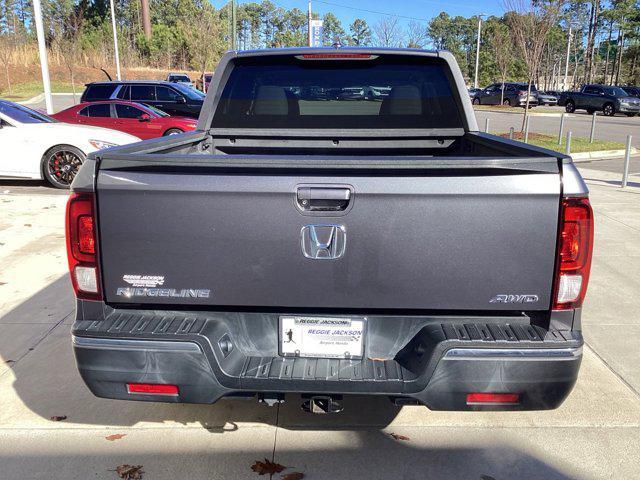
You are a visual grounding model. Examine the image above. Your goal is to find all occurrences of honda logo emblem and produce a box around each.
[301,225,346,260]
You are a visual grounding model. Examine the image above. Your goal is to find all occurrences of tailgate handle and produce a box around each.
[297,187,351,212]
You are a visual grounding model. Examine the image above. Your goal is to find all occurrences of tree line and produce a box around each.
[0,0,639,95]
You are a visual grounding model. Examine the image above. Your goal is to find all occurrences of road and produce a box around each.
[475,107,640,148]
[0,163,639,479]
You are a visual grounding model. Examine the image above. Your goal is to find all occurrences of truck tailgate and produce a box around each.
[96,162,560,311]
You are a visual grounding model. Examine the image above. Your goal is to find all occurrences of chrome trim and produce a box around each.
[444,346,582,361]
[72,336,201,352]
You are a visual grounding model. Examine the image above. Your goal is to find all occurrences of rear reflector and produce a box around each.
[552,197,594,310]
[466,392,520,405]
[74,265,98,293]
[127,383,179,396]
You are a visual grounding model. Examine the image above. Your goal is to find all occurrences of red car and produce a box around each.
[52,101,197,139]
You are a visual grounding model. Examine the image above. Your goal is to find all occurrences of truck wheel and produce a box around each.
[502,99,511,106]
[41,145,85,189]
[565,101,575,113]
[603,103,615,116]
[472,98,480,105]
[163,128,183,136]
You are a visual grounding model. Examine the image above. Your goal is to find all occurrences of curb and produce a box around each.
[18,92,76,105]
[571,148,639,161]
[474,108,571,117]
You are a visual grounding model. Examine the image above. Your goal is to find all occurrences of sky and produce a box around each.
[211,0,505,31]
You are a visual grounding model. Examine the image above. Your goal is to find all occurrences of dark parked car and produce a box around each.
[80,81,205,118]
[472,82,538,107]
[69,48,590,414]
[558,84,640,116]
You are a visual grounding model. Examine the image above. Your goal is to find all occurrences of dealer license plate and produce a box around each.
[279,316,365,359]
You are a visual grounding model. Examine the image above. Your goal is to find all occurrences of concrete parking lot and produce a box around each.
[1,162,639,479]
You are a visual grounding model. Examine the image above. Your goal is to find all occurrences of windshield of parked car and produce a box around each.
[604,87,630,97]
[0,101,56,124]
[169,75,190,82]
[213,55,462,129]
[172,83,205,100]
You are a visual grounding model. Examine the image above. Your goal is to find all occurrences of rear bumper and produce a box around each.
[72,307,582,411]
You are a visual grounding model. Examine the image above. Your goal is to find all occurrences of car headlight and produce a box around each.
[88,140,118,150]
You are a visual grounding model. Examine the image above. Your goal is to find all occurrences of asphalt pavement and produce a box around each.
[476,107,640,148]
[0,162,639,479]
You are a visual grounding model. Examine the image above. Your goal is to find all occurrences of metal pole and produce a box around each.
[484,117,490,133]
[563,26,572,91]
[32,0,52,114]
[558,113,565,145]
[473,16,482,89]
[109,0,121,80]
[565,131,572,155]
[308,1,313,47]
[622,134,632,188]
[524,115,530,143]
[231,0,237,50]
[509,127,514,140]
[589,112,597,143]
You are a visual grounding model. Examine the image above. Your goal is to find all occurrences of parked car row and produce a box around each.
[469,82,548,107]
[0,100,139,188]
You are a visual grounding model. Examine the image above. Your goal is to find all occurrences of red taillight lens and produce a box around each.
[553,197,594,310]
[466,393,520,405]
[127,383,179,396]
[66,192,102,300]
[78,216,95,254]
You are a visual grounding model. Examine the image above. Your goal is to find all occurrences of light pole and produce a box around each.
[32,0,52,113]
[109,0,121,80]
[563,26,572,91]
[473,14,487,89]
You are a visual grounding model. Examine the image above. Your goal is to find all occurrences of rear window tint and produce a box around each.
[130,85,156,101]
[86,104,111,117]
[212,55,462,129]
[83,84,117,101]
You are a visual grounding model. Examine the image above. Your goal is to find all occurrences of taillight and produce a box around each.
[66,192,102,300]
[553,197,594,310]
[296,53,376,60]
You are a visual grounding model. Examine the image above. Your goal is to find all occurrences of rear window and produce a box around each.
[83,84,117,101]
[212,55,462,129]
[85,104,111,117]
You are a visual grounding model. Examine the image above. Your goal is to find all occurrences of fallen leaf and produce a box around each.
[114,464,144,479]
[23,223,31,227]
[251,458,285,475]
[480,476,496,480]
[4,359,14,364]
[282,473,304,480]
[105,433,127,441]
[50,415,67,421]
[389,433,410,441]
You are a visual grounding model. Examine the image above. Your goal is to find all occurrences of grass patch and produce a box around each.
[0,81,78,101]
[498,132,625,153]
[474,104,561,114]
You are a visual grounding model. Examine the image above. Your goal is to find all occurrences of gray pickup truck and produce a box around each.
[66,48,593,413]
[558,84,640,116]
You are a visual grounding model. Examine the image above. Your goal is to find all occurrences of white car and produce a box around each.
[0,100,140,188]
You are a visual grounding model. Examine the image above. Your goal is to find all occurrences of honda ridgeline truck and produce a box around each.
[67,48,593,413]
